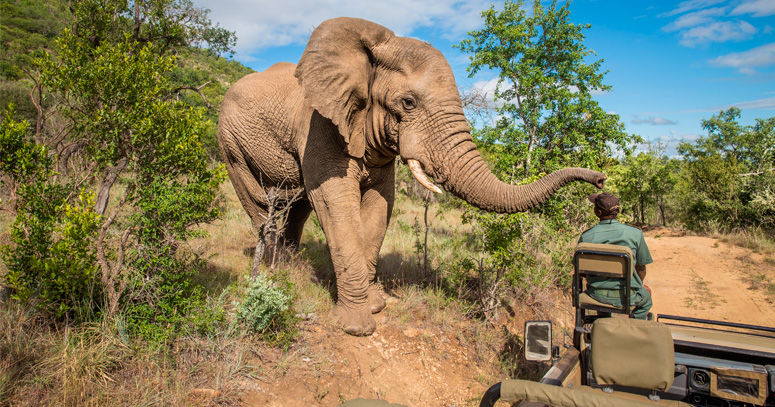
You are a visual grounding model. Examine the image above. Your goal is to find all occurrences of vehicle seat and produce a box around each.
[573,242,634,316]
[590,317,676,400]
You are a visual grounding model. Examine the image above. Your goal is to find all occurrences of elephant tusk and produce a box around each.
[407,159,443,194]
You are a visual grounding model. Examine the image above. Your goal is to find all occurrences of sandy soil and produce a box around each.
[237,228,775,407]
[644,227,775,326]
[239,308,496,407]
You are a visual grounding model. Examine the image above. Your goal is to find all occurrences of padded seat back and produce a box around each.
[574,243,633,314]
[576,242,632,277]
[591,318,675,392]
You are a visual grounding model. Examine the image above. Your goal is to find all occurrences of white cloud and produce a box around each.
[678,20,757,46]
[631,117,678,125]
[729,97,775,110]
[662,7,727,32]
[193,0,490,56]
[642,97,775,114]
[731,0,775,17]
[711,43,775,73]
[659,0,726,17]
[658,0,765,48]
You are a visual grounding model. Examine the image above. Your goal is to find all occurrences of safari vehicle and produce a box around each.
[479,243,775,407]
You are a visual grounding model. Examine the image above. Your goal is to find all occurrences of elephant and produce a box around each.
[217,17,606,336]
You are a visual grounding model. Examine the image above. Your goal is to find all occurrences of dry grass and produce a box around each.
[0,298,284,406]
[710,226,775,256]
[0,180,568,405]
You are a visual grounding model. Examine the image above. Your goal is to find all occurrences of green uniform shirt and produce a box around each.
[578,219,653,290]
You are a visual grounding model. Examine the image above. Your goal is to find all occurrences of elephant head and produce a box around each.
[295,17,605,213]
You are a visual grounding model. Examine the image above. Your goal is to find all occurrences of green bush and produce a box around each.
[235,273,297,345]
[1,108,101,320]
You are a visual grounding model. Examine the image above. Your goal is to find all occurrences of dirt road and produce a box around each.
[240,229,775,406]
[644,228,775,326]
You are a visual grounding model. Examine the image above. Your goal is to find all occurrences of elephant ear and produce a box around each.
[295,17,394,158]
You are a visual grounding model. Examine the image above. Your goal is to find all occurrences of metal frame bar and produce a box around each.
[657,314,775,334]
[573,249,632,315]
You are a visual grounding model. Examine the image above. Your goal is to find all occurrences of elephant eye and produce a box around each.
[402,97,416,111]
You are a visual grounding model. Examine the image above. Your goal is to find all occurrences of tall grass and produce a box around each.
[715,226,775,255]
[0,179,585,404]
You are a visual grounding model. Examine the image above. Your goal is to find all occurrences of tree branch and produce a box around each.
[95,157,129,215]
[174,81,213,109]
[739,168,774,177]
[20,67,45,142]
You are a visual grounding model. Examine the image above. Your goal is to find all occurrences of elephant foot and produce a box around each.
[368,285,386,314]
[333,304,376,336]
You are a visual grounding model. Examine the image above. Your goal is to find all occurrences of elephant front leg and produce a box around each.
[360,168,395,314]
[307,179,376,336]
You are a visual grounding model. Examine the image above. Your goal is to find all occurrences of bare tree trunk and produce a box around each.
[95,157,128,215]
[96,189,131,315]
[659,196,666,227]
[251,182,304,277]
[423,193,430,277]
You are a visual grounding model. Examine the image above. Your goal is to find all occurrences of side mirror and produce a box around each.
[524,321,552,361]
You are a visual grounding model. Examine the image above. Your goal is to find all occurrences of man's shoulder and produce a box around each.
[579,225,598,240]
[618,222,645,235]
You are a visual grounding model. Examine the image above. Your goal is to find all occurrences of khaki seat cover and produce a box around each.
[578,292,614,308]
[591,318,675,391]
[338,399,407,407]
[500,379,690,407]
[575,243,633,277]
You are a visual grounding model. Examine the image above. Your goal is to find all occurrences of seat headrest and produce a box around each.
[575,243,633,258]
[575,243,633,278]
[591,318,675,391]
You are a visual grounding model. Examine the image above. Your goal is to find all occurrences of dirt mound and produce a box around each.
[241,310,494,406]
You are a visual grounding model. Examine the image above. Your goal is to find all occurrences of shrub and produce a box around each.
[235,272,297,344]
[1,108,101,320]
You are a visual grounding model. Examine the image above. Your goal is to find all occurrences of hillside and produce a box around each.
[0,0,254,158]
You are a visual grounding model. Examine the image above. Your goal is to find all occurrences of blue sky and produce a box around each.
[195,0,775,155]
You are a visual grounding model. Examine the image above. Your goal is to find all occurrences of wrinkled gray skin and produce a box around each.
[218,17,606,336]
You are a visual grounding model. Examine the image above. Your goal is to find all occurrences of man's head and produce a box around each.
[588,192,620,220]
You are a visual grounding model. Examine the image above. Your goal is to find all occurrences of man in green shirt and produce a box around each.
[578,192,653,320]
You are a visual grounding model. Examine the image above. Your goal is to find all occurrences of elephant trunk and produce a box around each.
[420,133,606,213]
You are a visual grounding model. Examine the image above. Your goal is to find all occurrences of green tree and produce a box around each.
[677,108,774,231]
[37,0,230,324]
[456,0,636,178]
[610,143,677,225]
[1,0,232,337]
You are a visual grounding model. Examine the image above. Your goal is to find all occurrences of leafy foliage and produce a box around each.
[0,0,233,341]
[0,0,68,81]
[456,0,637,178]
[1,107,100,319]
[33,0,230,338]
[608,145,678,225]
[0,0,251,158]
[443,0,634,319]
[677,108,775,232]
[235,273,298,345]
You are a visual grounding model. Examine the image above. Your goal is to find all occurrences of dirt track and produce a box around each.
[645,228,775,326]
